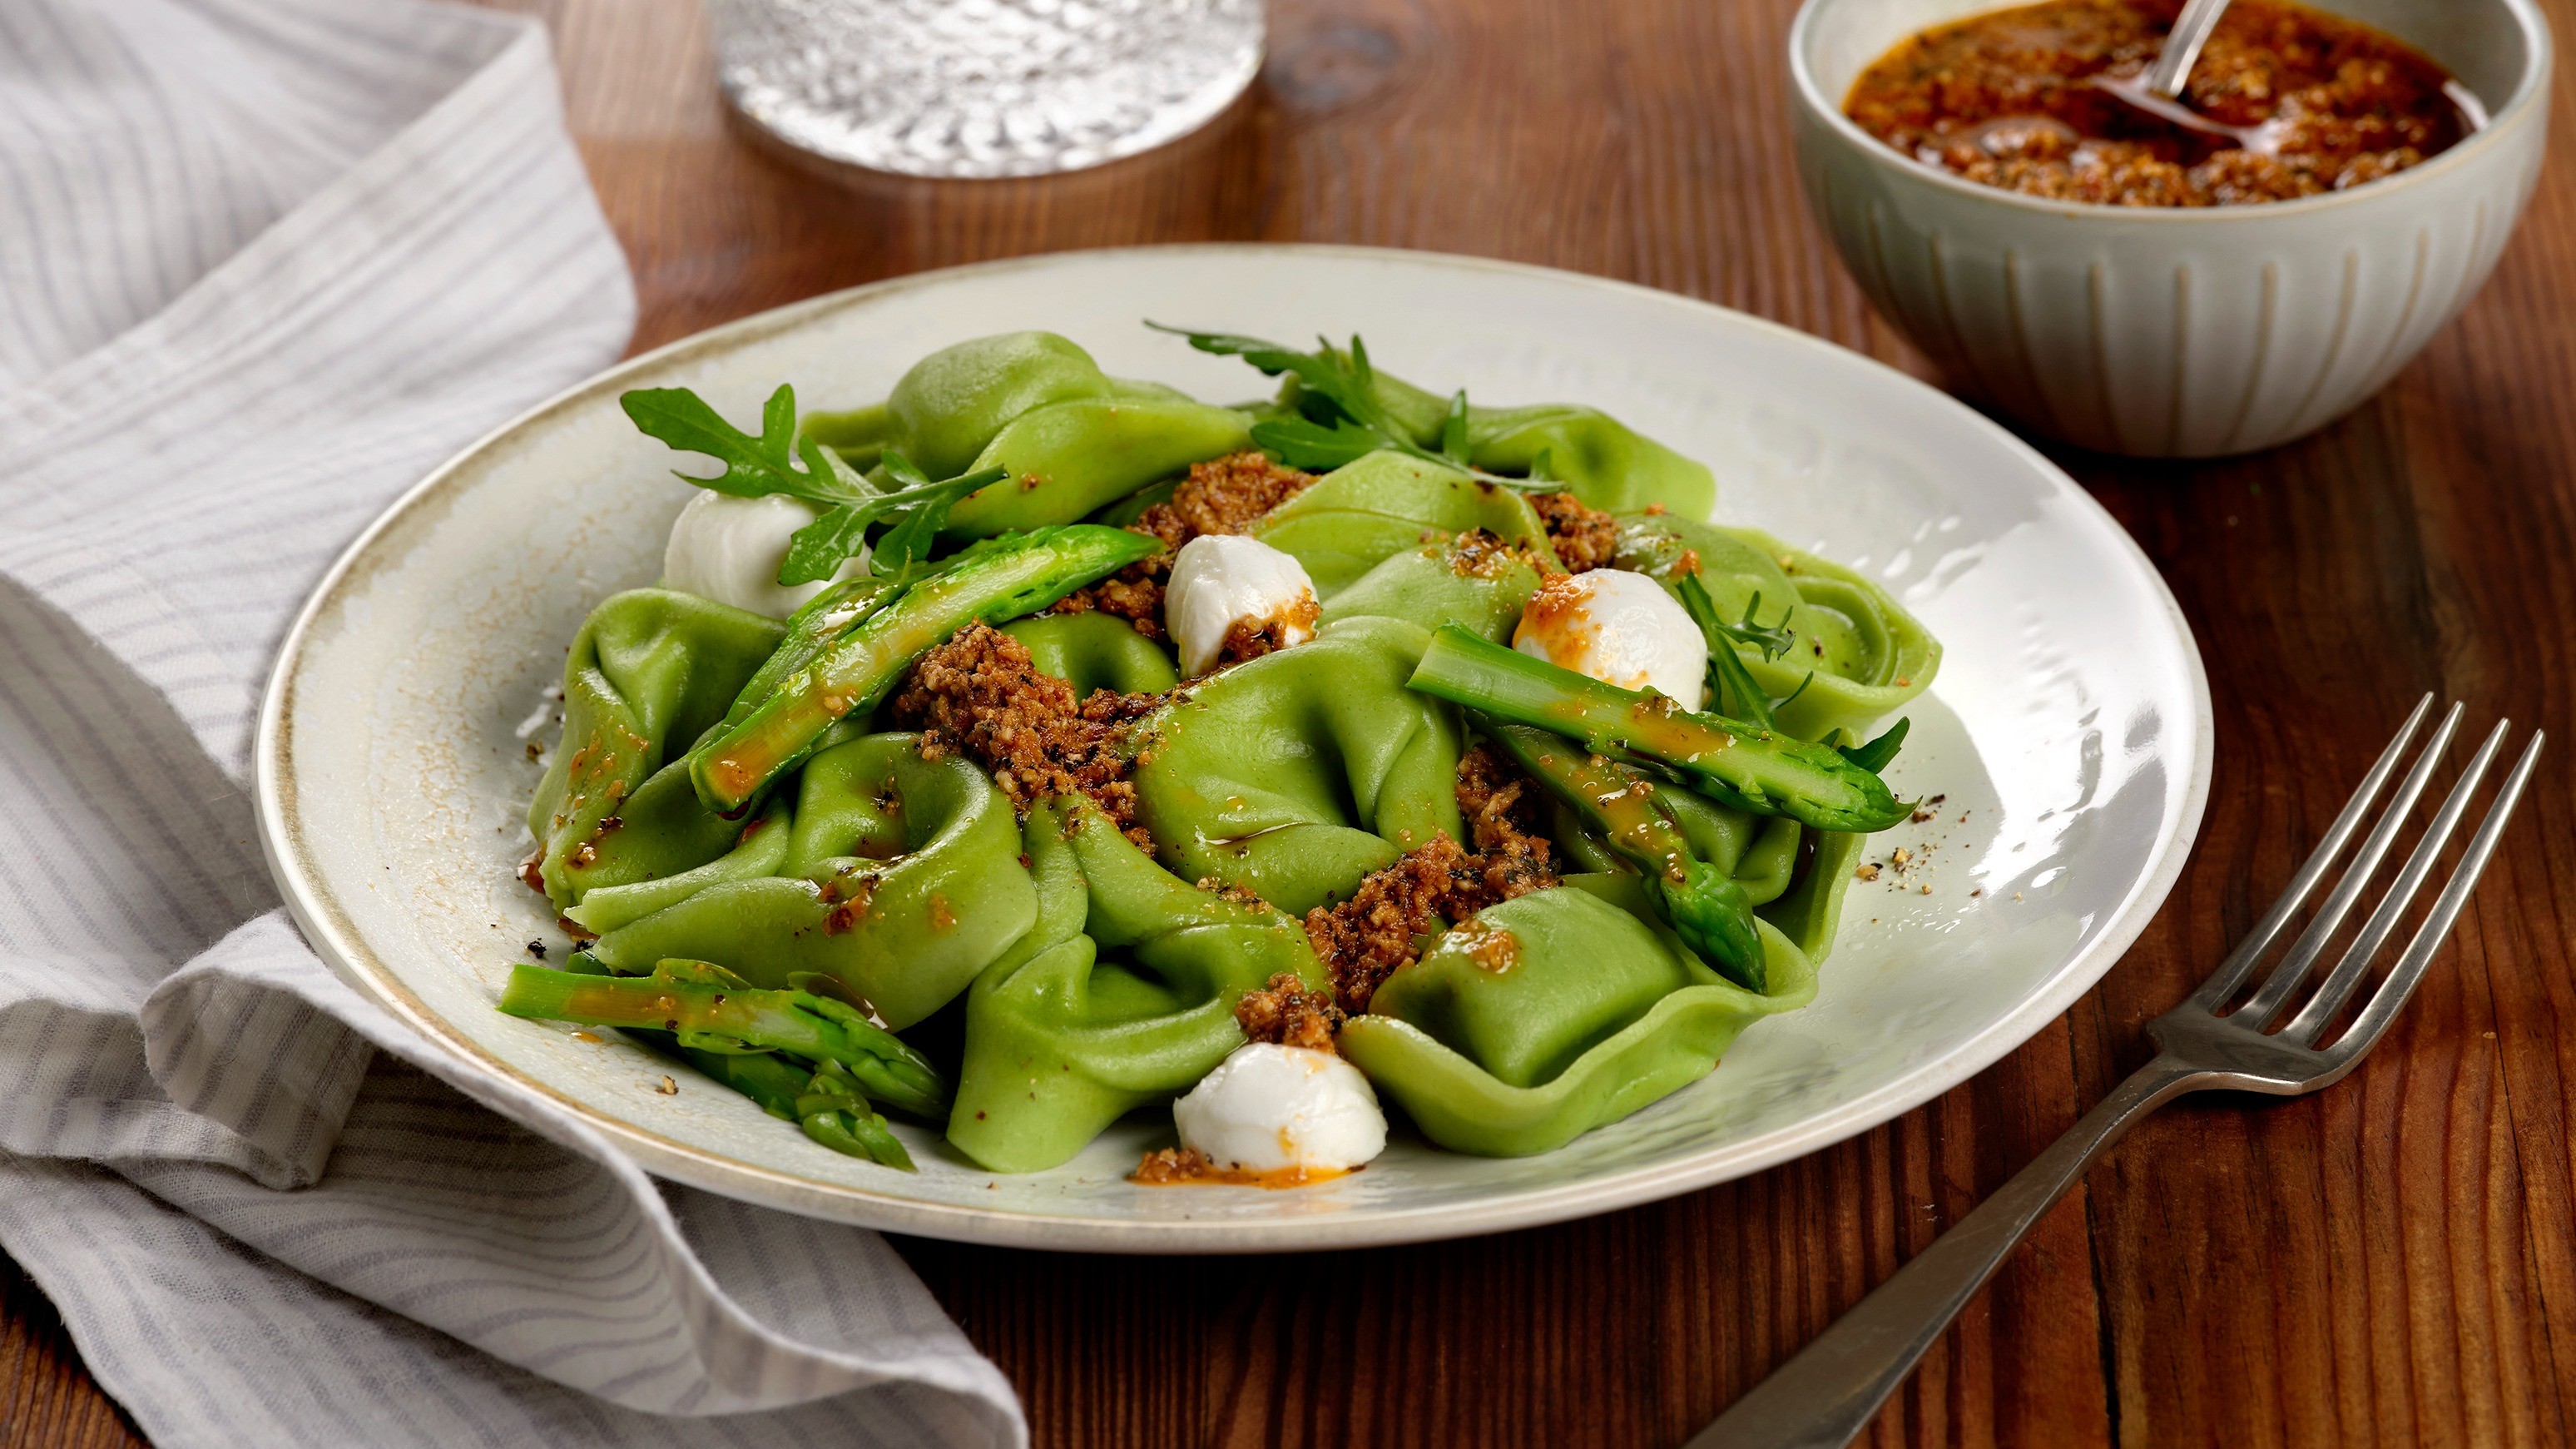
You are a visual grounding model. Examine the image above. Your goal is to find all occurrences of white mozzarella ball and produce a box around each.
[661,490,861,619]
[1513,568,1707,707]
[1162,533,1319,677]
[1173,1043,1387,1174]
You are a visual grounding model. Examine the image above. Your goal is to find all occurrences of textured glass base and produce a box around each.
[712,0,1263,180]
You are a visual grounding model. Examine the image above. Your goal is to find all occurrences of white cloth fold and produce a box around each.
[0,2,1025,1445]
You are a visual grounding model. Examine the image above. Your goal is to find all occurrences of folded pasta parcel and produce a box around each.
[499,325,1938,1175]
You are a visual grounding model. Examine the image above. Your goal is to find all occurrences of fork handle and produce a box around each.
[1687,1054,2210,1449]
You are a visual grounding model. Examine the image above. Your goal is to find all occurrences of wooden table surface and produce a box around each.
[12,0,2576,1444]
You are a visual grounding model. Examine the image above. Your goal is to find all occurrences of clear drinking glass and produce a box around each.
[709,0,1264,180]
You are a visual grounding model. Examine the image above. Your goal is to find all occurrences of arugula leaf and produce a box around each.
[879,452,934,489]
[1839,717,1910,774]
[866,454,1008,584]
[622,385,1004,588]
[1148,322,1553,489]
[1147,325,1380,424]
[1247,415,1385,471]
[622,385,846,504]
[777,451,1007,586]
[776,503,873,587]
[1675,574,1801,661]
[1675,573,1811,728]
[1713,589,1798,662]
[1440,389,1472,464]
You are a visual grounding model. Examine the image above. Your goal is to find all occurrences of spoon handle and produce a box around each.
[2147,0,2237,97]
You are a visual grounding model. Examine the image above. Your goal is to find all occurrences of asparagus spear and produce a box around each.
[686,524,1161,815]
[497,960,949,1118]
[714,575,901,737]
[662,1047,918,1170]
[1840,716,1910,773]
[618,965,921,1169]
[1406,624,1909,832]
[671,1041,808,1116]
[792,1059,918,1169]
[1479,721,1767,990]
[635,1041,915,1170]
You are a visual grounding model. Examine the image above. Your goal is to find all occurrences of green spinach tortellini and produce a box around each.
[1617,514,1941,743]
[528,589,785,908]
[515,325,1941,1178]
[999,613,1179,695]
[1250,452,1558,597]
[806,331,1253,537]
[949,798,1325,1173]
[1558,781,1868,969]
[944,395,1252,538]
[1132,615,1464,915]
[1315,533,1546,641]
[1271,360,1716,519]
[1339,877,1817,1156]
[810,330,1183,477]
[582,732,1036,1030]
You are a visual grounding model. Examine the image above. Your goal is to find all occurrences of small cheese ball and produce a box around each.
[662,491,859,619]
[1172,1042,1387,1174]
[1513,568,1707,707]
[1162,533,1320,676]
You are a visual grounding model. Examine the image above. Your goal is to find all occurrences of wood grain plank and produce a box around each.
[0,1256,143,1449]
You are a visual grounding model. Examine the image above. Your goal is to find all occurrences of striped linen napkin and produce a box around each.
[0,2,1023,1445]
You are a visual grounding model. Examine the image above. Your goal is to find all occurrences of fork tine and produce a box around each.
[2323,730,2544,1064]
[2190,694,2436,1010]
[2237,701,2463,1027]
[2280,720,2510,1043]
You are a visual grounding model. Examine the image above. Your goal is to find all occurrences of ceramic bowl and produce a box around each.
[1788,0,2553,457]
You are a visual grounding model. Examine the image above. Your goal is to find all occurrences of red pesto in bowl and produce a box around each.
[1844,0,2465,206]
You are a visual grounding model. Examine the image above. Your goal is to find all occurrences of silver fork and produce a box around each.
[1692,697,2544,1449]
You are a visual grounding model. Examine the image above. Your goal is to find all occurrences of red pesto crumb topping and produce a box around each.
[1130,1146,1355,1188]
[1448,916,1523,973]
[1050,452,1316,640]
[1305,744,1559,1014]
[892,623,1163,849]
[1442,527,1553,582]
[1132,1146,1216,1184]
[1528,491,1619,573]
[1212,591,1322,671]
[1513,572,1598,674]
[1235,972,1346,1053]
[820,870,879,935]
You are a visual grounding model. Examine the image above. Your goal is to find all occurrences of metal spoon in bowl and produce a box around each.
[2085,0,2289,150]
[2098,0,2236,103]
[1945,0,2257,162]
[1955,0,2488,168]
[2087,0,2489,156]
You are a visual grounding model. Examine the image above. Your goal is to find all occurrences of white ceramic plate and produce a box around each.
[256,246,2210,1253]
